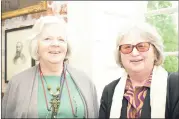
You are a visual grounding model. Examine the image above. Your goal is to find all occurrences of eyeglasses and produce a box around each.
[119,42,151,54]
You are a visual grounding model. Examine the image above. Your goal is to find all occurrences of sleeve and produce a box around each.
[166,72,179,119]
[99,85,108,119]
[2,80,12,118]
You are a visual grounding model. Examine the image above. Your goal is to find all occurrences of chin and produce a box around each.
[49,61,61,64]
[131,66,145,73]
[125,64,144,73]
[48,59,63,64]
[47,56,65,63]
[131,69,143,73]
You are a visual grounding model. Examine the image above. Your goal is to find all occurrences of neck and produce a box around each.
[127,67,153,87]
[39,60,64,76]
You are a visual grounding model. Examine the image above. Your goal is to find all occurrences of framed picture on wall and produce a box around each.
[2,1,47,20]
[5,25,36,83]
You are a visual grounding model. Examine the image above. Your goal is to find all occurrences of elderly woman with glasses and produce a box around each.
[2,16,99,118]
[99,22,179,119]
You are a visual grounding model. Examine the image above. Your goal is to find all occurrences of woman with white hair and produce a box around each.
[2,16,98,118]
[99,22,179,119]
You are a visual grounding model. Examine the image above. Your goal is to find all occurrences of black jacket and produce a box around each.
[99,72,179,119]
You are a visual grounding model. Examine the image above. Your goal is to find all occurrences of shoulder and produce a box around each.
[102,78,120,96]
[67,64,93,84]
[168,72,179,81]
[100,78,120,106]
[166,72,179,118]
[167,72,179,102]
[104,78,120,91]
[9,65,38,85]
[168,72,179,89]
[4,65,38,94]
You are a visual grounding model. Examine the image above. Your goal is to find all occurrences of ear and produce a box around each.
[152,46,158,60]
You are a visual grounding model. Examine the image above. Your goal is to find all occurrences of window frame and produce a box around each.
[145,2,178,57]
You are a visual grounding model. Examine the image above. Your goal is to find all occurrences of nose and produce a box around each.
[51,39,59,46]
[131,47,140,56]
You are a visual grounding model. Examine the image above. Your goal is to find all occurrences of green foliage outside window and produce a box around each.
[146,1,178,72]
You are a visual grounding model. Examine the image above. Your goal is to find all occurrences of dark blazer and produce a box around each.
[99,72,179,119]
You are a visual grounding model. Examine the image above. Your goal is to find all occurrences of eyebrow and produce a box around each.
[57,36,65,39]
[43,36,67,42]
[44,36,65,38]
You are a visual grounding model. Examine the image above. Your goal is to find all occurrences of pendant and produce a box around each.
[50,96,60,118]
[48,86,61,118]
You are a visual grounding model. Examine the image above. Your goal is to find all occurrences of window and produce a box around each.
[145,1,178,72]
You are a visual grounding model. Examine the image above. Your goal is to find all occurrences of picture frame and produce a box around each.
[5,25,36,83]
[2,1,47,20]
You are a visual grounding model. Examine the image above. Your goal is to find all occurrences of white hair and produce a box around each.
[28,16,71,61]
[114,22,165,67]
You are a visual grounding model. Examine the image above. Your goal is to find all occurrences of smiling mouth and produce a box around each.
[130,59,143,62]
[49,51,61,54]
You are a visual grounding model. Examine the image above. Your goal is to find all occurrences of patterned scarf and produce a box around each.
[110,65,168,118]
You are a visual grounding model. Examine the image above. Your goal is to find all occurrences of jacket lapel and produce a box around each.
[140,89,151,118]
[16,66,38,118]
[25,66,39,118]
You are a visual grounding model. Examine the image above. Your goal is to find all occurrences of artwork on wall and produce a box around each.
[4,25,36,83]
[2,0,47,20]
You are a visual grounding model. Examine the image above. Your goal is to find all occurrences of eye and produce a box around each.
[58,38,66,42]
[58,38,64,41]
[138,44,145,48]
[137,42,149,48]
[44,38,51,41]
[123,45,132,49]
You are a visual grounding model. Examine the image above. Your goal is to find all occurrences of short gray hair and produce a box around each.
[114,22,165,67]
[28,16,71,61]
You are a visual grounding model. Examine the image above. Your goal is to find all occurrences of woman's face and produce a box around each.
[37,23,67,64]
[119,31,156,73]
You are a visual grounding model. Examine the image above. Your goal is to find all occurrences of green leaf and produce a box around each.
[163,56,178,72]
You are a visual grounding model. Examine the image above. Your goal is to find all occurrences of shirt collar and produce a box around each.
[125,73,152,90]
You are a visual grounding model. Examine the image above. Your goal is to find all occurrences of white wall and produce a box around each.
[67,1,147,103]
[67,2,93,78]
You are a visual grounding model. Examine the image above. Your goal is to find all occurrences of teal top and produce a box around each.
[38,71,85,118]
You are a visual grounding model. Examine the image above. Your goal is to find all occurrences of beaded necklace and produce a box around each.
[39,64,77,118]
